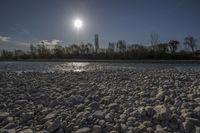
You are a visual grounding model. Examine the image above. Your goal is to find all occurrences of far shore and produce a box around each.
[0,59,200,63]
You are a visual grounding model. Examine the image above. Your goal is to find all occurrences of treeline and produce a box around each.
[0,35,199,60]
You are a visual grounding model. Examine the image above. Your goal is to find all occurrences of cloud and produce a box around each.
[0,36,11,42]
[39,40,63,45]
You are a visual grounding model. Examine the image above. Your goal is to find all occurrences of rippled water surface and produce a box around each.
[0,61,200,72]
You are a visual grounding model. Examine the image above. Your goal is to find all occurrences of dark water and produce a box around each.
[0,61,200,72]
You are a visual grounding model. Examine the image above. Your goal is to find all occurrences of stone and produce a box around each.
[145,106,155,117]
[44,112,57,121]
[194,106,200,117]
[0,129,16,133]
[0,112,9,122]
[36,131,49,133]
[101,96,112,104]
[156,90,165,101]
[75,127,91,133]
[108,103,119,111]
[46,118,61,133]
[155,125,169,133]
[93,111,105,119]
[77,104,85,112]
[93,125,102,133]
[105,113,114,122]
[21,112,34,122]
[183,118,200,133]
[120,124,127,133]
[89,102,99,109]
[109,131,118,133]
[154,105,171,121]
[18,129,33,133]
[2,123,16,129]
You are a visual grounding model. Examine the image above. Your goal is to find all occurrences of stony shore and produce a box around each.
[0,68,200,133]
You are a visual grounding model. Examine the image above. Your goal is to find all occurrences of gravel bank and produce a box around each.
[0,68,200,133]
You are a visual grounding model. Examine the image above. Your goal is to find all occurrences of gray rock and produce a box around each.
[21,112,34,122]
[93,125,102,133]
[36,130,49,133]
[145,106,155,116]
[44,111,57,121]
[108,103,119,111]
[109,131,118,133]
[0,129,16,133]
[77,104,85,112]
[0,112,9,122]
[18,129,33,133]
[93,111,105,119]
[89,102,99,109]
[120,124,127,133]
[75,127,91,133]
[194,106,200,117]
[46,118,61,133]
[2,123,16,129]
[105,113,114,122]
[183,118,200,133]
[154,105,171,121]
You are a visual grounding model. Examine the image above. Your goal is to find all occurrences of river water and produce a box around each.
[0,61,200,72]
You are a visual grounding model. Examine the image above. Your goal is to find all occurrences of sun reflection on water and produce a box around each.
[54,62,90,72]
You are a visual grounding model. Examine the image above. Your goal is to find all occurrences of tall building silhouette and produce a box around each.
[94,34,99,53]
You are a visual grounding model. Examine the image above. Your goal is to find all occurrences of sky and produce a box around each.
[0,0,200,50]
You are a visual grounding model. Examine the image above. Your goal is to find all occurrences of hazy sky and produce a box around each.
[0,0,200,50]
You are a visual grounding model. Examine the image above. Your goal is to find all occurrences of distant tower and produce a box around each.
[94,34,99,53]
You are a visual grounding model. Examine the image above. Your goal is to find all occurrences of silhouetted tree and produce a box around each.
[184,36,197,52]
[168,40,179,54]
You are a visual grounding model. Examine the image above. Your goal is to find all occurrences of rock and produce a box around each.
[183,118,200,133]
[138,107,146,118]
[89,102,99,109]
[75,127,91,133]
[77,104,85,112]
[194,106,200,117]
[145,106,155,116]
[36,131,49,133]
[0,112,9,122]
[155,125,169,133]
[0,129,16,133]
[64,123,74,133]
[93,125,102,133]
[109,131,118,133]
[101,96,112,104]
[46,118,61,133]
[93,111,105,119]
[154,128,169,133]
[2,123,16,129]
[195,126,200,133]
[18,129,33,133]
[156,90,165,101]
[120,124,127,133]
[108,103,119,111]
[44,111,57,121]
[21,112,34,122]
[105,113,114,122]
[154,105,171,121]
[98,120,105,126]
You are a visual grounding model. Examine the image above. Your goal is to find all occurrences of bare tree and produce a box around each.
[184,36,197,52]
[168,40,179,54]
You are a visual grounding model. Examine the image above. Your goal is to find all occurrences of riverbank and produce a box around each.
[0,68,200,133]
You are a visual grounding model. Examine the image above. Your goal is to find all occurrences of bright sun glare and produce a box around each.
[74,18,83,30]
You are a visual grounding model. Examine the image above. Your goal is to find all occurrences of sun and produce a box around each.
[74,18,83,30]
